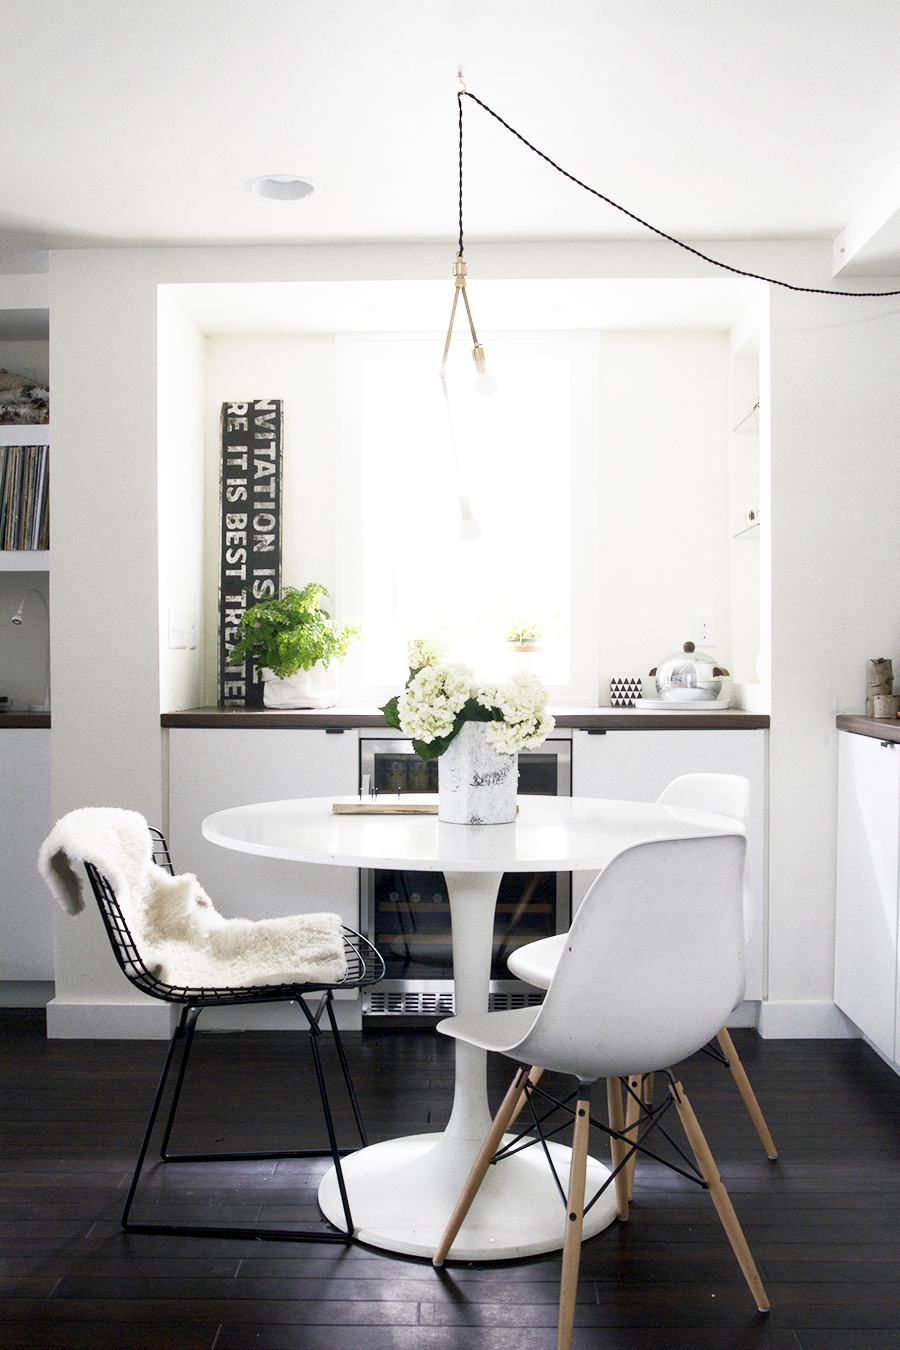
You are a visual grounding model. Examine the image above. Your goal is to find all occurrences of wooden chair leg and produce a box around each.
[716,1027,778,1160]
[623,1075,642,1201]
[605,1078,630,1222]
[433,1064,543,1266]
[669,1079,770,1312]
[557,1090,591,1350]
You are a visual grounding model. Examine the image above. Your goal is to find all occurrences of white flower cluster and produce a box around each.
[397,663,472,743]
[477,670,555,755]
[406,636,449,670]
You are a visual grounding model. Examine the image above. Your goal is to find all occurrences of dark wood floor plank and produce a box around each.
[3,1023,900,1346]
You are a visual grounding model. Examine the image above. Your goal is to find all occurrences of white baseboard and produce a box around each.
[758,999,860,1039]
[46,999,176,1040]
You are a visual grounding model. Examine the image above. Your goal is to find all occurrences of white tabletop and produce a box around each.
[201,794,741,873]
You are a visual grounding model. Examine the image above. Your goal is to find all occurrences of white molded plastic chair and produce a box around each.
[433,833,768,1350]
[508,773,777,1164]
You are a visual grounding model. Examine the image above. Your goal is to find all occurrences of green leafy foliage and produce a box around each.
[379,690,500,762]
[230,584,361,680]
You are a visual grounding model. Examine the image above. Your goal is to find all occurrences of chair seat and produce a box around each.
[437,1005,540,1054]
[507,933,565,989]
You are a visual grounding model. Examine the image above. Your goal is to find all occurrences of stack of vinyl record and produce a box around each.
[0,445,49,550]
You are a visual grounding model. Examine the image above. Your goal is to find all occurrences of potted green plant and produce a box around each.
[503,617,543,652]
[230,584,360,709]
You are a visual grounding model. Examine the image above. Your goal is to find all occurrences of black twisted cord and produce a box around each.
[458,91,464,257]
[459,89,900,299]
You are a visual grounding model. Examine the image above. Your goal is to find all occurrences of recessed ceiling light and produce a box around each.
[246,175,319,201]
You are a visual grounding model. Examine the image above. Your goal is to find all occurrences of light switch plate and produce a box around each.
[168,608,189,649]
[189,610,198,650]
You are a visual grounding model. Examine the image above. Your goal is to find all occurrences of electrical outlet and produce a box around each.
[189,610,198,650]
[695,612,716,645]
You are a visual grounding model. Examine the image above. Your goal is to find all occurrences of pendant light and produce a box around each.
[440,75,497,543]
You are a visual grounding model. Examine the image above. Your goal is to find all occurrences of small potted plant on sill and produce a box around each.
[504,617,543,653]
[229,584,361,709]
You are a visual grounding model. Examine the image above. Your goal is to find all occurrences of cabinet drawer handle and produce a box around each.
[587,729,607,736]
[880,740,896,748]
[326,728,346,734]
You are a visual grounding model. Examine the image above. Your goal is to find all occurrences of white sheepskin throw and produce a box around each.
[38,807,347,989]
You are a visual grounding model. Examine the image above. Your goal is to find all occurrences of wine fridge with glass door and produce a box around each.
[358,729,572,1024]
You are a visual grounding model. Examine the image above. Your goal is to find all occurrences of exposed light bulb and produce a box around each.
[472,343,498,397]
[459,518,482,543]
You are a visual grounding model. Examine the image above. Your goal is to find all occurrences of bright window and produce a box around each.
[337,335,599,704]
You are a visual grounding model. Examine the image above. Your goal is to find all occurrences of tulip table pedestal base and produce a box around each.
[318,1129,618,1260]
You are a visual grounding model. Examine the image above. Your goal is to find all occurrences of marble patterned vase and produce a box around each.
[438,720,518,824]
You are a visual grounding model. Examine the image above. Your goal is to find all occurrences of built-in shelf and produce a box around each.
[732,402,760,434]
[732,522,760,539]
[0,425,49,445]
[0,551,50,571]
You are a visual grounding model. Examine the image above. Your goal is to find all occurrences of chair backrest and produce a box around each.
[656,773,750,824]
[84,860,170,1000]
[656,773,752,940]
[515,832,746,1082]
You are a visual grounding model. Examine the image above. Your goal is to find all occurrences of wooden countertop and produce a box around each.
[162,706,769,731]
[837,714,900,744]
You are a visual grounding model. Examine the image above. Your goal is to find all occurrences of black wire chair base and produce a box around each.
[490,1070,708,1220]
[83,838,386,1245]
[119,995,365,1243]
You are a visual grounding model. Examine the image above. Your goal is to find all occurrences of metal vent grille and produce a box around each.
[490,991,544,1012]
[366,989,455,1017]
[364,989,543,1017]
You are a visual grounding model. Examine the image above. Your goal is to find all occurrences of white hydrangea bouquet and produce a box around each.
[381,643,555,763]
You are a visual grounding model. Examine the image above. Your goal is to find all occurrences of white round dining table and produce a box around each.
[202,793,740,1260]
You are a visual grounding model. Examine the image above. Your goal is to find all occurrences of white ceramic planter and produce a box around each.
[261,663,339,709]
[438,720,518,824]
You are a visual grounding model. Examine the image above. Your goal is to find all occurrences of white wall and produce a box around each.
[594,330,730,695]
[764,289,900,1025]
[158,290,205,716]
[49,249,169,1036]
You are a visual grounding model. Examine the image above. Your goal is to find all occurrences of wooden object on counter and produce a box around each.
[873,695,900,719]
[333,802,439,815]
[866,657,893,716]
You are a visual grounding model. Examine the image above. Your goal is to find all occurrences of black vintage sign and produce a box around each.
[218,400,283,707]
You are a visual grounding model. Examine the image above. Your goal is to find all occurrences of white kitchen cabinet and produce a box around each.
[571,728,766,1000]
[834,730,900,1060]
[168,727,360,928]
[0,728,53,984]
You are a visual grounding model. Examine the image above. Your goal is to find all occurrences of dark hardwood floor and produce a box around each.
[2,1010,900,1349]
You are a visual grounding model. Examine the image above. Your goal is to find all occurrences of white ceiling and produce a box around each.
[3,1,900,264]
[167,277,761,335]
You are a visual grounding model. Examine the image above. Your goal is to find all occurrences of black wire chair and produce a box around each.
[83,827,385,1243]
